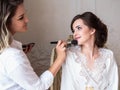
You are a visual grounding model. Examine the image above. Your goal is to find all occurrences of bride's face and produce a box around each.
[72,19,95,46]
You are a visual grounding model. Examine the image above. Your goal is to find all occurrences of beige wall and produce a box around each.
[15,0,120,88]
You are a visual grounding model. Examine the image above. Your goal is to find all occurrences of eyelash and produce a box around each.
[72,26,82,33]
[77,26,81,30]
[19,16,24,20]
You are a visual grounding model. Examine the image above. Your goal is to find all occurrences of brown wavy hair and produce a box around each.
[71,12,108,48]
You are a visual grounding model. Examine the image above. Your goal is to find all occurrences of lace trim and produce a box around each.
[69,46,110,89]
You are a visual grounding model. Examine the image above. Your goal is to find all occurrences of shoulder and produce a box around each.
[66,46,78,59]
[2,47,23,57]
[99,48,114,58]
[1,47,28,66]
[100,48,116,64]
[67,46,80,54]
[100,48,118,72]
[64,46,80,63]
[0,47,29,73]
[100,48,117,66]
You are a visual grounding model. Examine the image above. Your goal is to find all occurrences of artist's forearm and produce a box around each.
[48,58,63,76]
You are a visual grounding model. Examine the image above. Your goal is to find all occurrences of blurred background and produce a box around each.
[14,0,120,88]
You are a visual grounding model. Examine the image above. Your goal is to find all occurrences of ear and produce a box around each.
[90,28,96,35]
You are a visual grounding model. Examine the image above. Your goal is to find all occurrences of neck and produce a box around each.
[81,44,99,59]
[81,44,99,70]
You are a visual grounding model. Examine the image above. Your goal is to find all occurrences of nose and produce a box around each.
[73,30,78,39]
[73,30,77,36]
[25,15,29,23]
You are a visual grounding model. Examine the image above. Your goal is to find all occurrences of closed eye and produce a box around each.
[18,14,24,20]
[18,16,24,20]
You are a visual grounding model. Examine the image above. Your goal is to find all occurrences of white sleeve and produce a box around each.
[107,53,119,90]
[6,50,54,90]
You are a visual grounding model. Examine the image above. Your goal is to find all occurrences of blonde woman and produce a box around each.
[0,0,66,89]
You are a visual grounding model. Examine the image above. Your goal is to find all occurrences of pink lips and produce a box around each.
[75,36,81,40]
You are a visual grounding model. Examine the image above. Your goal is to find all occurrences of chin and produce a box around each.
[77,41,81,45]
[77,43,82,46]
[23,29,27,32]
[20,30,27,33]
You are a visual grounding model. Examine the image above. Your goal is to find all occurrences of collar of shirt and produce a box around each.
[11,39,23,50]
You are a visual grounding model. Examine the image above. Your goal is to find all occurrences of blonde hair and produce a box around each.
[0,13,12,53]
[0,0,23,53]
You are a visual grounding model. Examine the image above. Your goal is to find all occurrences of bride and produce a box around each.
[60,12,118,90]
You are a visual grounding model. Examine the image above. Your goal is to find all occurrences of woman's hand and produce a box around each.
[55,40,67,62]
[49,40,67,76]
[22,43,35,54]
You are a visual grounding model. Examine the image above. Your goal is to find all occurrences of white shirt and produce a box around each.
[61,46,118,90]
[0,40,53,90]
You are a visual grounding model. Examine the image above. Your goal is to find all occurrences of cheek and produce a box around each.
[9,23,23,33]
[82,29,92,37]
[82,32,91,40]
[8,24,16,32]
[78,33,91,44]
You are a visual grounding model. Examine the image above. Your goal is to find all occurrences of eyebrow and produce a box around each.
[19,13,24,17]
[17,13,24,18]
[75,25,81,28]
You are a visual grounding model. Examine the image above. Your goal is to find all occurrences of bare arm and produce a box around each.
[49,40,66,76]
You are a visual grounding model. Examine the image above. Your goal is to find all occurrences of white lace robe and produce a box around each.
[61,46,118,90]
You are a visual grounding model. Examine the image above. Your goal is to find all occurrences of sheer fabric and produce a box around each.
[61,46,118,90]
